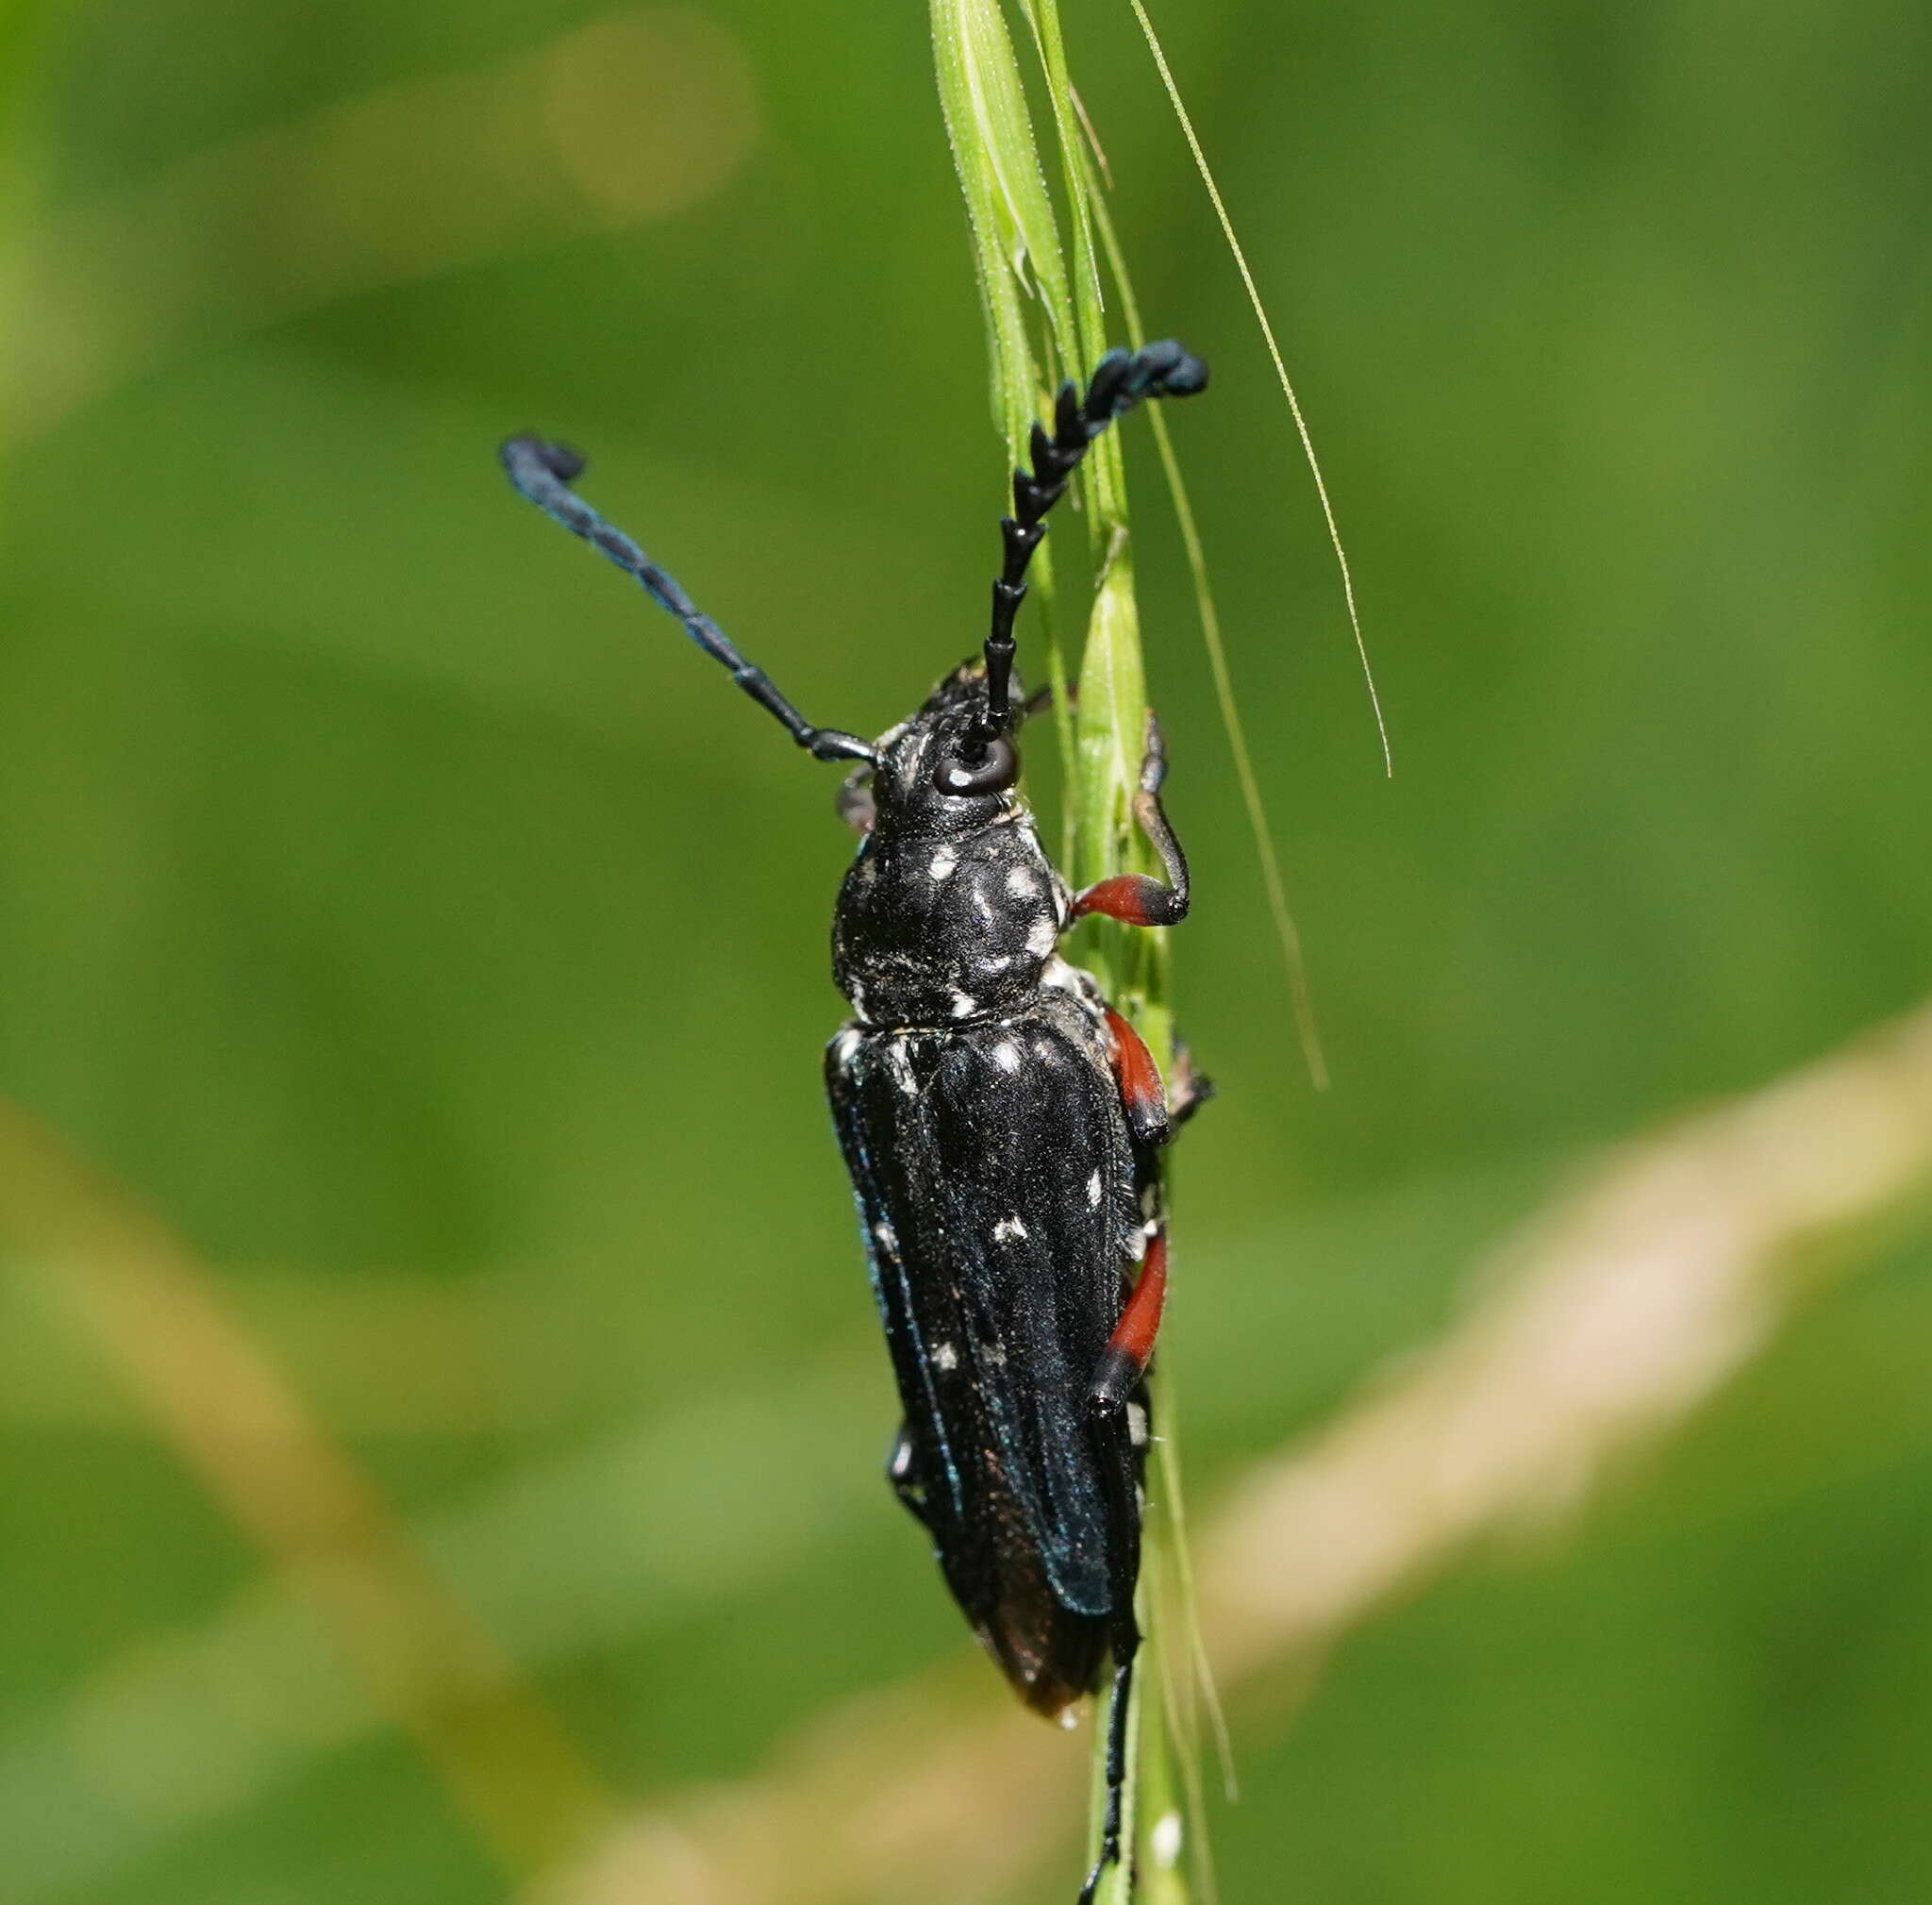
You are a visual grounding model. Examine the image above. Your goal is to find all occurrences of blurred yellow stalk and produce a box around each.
[0,1095,617,1878]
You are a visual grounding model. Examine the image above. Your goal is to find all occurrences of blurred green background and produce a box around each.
[2,1,1930,1901]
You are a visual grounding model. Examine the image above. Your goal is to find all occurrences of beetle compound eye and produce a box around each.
[934,736,1018,797]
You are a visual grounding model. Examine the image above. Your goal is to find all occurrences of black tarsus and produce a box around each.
[1079,1381,1147,1905]
[965,341,1208,760]
[1069,710,1191,928]
[499,435,876,766]
[1130,710,1190,919]
[1078,1654,1140,1905]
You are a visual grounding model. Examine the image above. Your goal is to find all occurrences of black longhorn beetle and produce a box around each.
[501,338,1209,1905]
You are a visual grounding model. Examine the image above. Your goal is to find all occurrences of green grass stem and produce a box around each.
[930,4,1214,1897]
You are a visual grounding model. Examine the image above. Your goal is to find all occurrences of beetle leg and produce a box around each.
[1069,712,1190,927]
[836,766,876,834]
[1020,675,1074,721]
[884,1423,931,1529]
[1084,966,1185,1905]
[1079,1230,1170,1902]
[1103,1006,1171,1149]
[1081,1235,1164,1905]
[1077,1609,1140,1905]
[1169,1035,1215,1129]
[1091,1224,1169,1416]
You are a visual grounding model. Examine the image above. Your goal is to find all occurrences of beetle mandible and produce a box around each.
[501,339,1210,1905]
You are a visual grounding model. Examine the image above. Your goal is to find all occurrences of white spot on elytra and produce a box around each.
[1151,1811,1183,1870]
[1024,916,1057,957]
[992,1214,1029,1243]
[979,953,1012,974]
[993,1041,1022,1073]
[889,1043,918,1096]
[981,1341,1008,1366]
[932,1341,959,1371]
[1126,1401,1150,1446]
[1086,1170,1103,1208]
[1005,866,1039,898]
[832,1028,860,1065]
[928,844,958,880]
[950,990,978,1019]
[873,1220,897,1254]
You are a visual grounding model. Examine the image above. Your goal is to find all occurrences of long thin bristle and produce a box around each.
[1127,0,1393,781]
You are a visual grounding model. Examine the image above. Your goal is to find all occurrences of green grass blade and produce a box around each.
[931,0,1085,801]
[930,0,1055,450]
[933,8,1212,1899]
[1015,0,1122,522]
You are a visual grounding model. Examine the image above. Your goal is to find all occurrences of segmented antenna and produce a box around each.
[500,436,875,766]
[968,340,1208,758]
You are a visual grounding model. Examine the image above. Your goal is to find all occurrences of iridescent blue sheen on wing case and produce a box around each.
[500,340,1209,1905]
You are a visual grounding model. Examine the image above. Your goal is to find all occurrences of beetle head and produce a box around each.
[869,660,1025,834]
